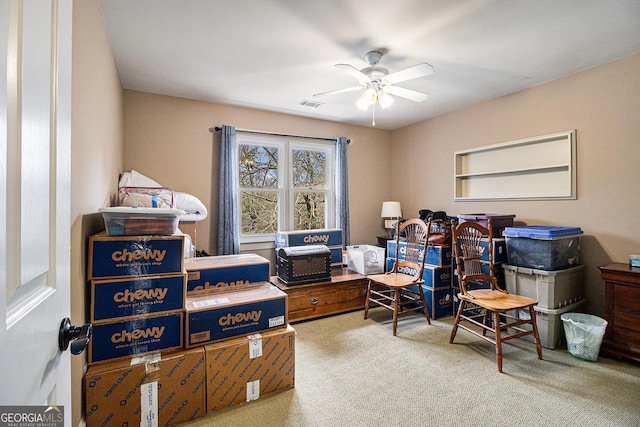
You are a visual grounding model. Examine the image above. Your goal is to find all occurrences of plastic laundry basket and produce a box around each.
[561,313,608,361]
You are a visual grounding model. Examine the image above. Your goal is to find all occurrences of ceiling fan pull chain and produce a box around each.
[372,102,376,126]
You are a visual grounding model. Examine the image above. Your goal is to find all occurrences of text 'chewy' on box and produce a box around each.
[87,232,185,280]
[185,283,287,348]
[184,254,270,295]
[90,273,187,324]
[275,228,343,248]
[88,313,183,364]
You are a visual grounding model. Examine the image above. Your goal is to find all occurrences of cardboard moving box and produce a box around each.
[87,233,185,280]
[90,273,186,324]
[84,348,206,427]
[185,254,270,295]
[206,325,295,413]
[89,313,183,364]
[185,283,287,348]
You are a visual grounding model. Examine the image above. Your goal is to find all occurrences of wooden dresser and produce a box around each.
[598,262,640,362]
[271,268,369,322]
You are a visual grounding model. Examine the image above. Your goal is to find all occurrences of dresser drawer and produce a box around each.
[613,284,640,317]
[341,281,368,303]
[288,288,338,311]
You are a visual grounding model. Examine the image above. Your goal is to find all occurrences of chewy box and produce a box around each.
[84,347,206,427]
[346,245,385,275]
[185,283,287,348]
[386,258,452,288]
[452,265,506,290]
[98,206,184,236]
[457,213,515,237]
[185,254,270,295]
[386,241,452,267]
[205,324,295,413]
[87,233,185,280]
[503,264,585,309]
[503,226,583,271]
[90,273,186,324]
[89,313,183,364]
[406,284,453,319]
[275,228,343,247]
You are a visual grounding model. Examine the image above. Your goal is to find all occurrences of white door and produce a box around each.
[0,0,73,421]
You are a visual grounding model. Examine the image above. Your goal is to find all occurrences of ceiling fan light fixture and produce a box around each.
[357,86,377,111]
[378,90,394,109]
[364,86,377,104]
[356,93,371,111]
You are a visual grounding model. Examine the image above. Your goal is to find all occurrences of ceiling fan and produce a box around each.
[314,50,433,125]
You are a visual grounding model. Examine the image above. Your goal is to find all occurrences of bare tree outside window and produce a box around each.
[239,144,278,234]
[292,149,326,230]
[238,139,333,240]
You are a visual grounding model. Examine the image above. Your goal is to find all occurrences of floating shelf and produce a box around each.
[454,130,576,201]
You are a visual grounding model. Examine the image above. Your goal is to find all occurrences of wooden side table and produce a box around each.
[598,262,640,362]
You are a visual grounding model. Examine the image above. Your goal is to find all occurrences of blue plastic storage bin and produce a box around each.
[503,226,583,271]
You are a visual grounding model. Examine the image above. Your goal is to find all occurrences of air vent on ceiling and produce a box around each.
[298,99,324,108]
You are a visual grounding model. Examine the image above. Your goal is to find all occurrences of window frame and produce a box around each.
[236,134,335,245]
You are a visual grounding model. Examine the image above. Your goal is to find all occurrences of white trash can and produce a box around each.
[561,312,608,361]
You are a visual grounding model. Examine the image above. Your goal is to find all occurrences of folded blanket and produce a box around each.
[119,170,208,222]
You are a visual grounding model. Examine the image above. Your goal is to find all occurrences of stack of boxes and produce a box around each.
[84,216,295,426]
[385,230,454,319]
[502,225,585,349]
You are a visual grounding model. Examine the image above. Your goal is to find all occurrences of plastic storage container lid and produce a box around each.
[457,213,516,219]
[99,206,185,216]
[503,225,583,239]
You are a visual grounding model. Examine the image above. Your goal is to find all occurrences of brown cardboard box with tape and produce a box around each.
[84,347,206,427]
[205,324,295,413]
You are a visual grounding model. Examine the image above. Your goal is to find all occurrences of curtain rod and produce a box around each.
[210,126,350,143]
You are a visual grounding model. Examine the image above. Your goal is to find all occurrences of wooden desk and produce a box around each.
[271,268,368,322]
[598,262,640,362]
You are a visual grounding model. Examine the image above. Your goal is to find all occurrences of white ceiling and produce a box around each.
[99,0,640,130]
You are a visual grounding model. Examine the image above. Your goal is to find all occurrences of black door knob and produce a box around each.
[58,318,92,355]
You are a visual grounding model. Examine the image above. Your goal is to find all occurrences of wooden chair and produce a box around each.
[364,218,432,336]
[449,219,543,372]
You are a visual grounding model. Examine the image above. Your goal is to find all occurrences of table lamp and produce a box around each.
[381,201,402,238]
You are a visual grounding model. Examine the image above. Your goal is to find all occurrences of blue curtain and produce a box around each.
[335,136,350,246]
[217,125,240,254]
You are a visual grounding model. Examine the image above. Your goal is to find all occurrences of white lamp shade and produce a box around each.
[381,201,402,218]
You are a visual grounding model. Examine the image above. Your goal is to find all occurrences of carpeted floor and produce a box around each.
[184,309,640,426]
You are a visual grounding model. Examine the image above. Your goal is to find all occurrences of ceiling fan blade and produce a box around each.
[383,85,429,102]
[385,63,434,84]
[335,64,372,83]
[313,86,363,97]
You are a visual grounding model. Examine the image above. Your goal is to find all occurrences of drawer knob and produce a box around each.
[310,297,319,305]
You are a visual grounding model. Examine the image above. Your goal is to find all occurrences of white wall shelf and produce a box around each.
[454,130,576,201]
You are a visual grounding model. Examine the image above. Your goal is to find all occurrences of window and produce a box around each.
[237,134,335,243]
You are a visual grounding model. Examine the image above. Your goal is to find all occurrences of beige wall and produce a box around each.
[392,53,640,316]
[122,54,640,316]
[122,91,394,257]
[70,0,124,425]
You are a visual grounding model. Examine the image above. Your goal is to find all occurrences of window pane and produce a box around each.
[292,149,326,189]
[239,144,278,188]
[241,191,278,234]
[294,192,325,230]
